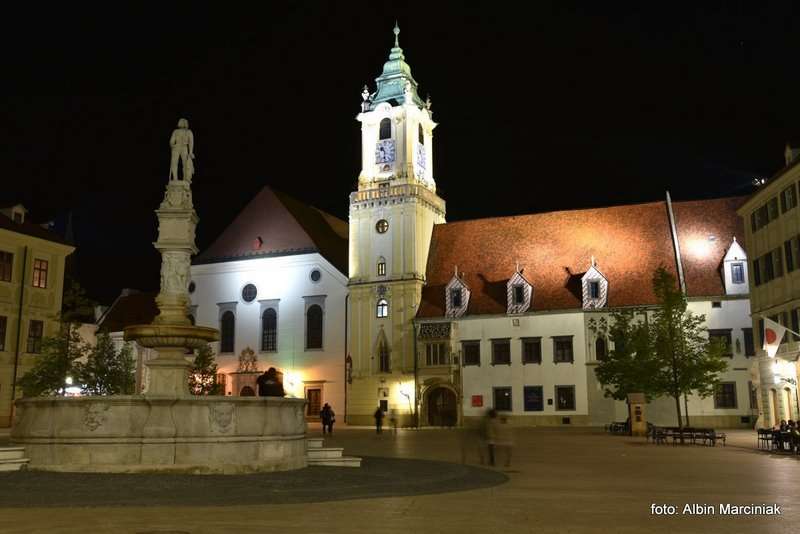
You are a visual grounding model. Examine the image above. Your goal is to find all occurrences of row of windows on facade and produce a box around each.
[491,381,750,413]
[378,118,424,144]
[423,328,754,368]
[449,281,601,311]
[758,309,800,347]
[0,252,49,288]
[0,316,43,353]
[751,236,800,286]
[750,181,797,232]
[217,305,323,354]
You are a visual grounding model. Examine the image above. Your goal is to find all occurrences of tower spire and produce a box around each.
[393,21,400,48]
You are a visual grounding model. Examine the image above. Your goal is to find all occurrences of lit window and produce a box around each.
[375,219,389,234]
[377,259,386,276]
[731,262,745,284]
[379,118,391,140]
[32,259,48,288]
[376,298,389,318]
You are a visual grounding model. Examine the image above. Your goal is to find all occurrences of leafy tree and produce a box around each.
[648,267,728,429]
[595,310,660,402]
[18,327,87,396]
[189,344,222,395]
[595,267,728,430]
[77,333,136,395]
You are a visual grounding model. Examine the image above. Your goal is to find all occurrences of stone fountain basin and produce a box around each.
[12,395,307,474]
[124,324,219,349]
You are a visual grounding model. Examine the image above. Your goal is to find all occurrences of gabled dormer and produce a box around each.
[0,204,27,224]
[722,237,749,295]
[581,258,608,310]
[445,266,470,318]
[507,266,533,314]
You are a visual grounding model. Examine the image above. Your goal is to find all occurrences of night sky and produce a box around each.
[3,2,798,304]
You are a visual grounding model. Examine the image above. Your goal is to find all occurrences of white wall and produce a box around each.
[189,253,348,414]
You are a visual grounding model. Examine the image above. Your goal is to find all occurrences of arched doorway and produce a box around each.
[240,386,255,397]
[427,387,457,427]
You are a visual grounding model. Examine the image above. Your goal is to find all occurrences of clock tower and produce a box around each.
[347,24,446,425]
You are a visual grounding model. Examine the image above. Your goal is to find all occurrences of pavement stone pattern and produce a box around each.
[0,426,797,533]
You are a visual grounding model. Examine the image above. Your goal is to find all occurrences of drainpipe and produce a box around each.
[665,191,687,295]
[344,293,349,424]
[412,318,419,429]
[10,246,28,421]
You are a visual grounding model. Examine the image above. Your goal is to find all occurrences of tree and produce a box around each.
[648,268,728,429]
[189,344,222,395]
[77,333,136,395]
[595,310,660,402]
[595,267,728,431]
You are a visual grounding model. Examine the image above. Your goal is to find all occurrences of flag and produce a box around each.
[762,317,787,358]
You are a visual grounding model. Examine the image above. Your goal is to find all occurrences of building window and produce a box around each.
[589,280,600,299]
[595,337,607,361]
[0,315,6,351]
[310,269,322,282]
[752,258,761,286]
[711,301,722,308]
[375,219,389,234]
[524,386,544,411]
[32,259,48,288]
[462,341,480,366]
[26,320,44,353]
[0,251,12,282]
[491,339,511,365]
[748,381,758,410]
[241,283,257,303]
[216,373,227,395]
[425,342,449,366]
[768,197,779,221]
[764,251,775,281]
[493,387,512,412]
[306,304,323,349]
[379,339,390,373]
[512,285,525,305]
[714,382,737,409]
[377,258,386,276]
[450,288,463,308]
[376,298,389,318]
[555,385,576,411]
[220,311,235,353]
[785,241,796,273]
[781,183,797,213]
[261,308,277,352]
[774,247,784,278]
[379,117,391,140]
[521,337,541,364]
[731,263,745,284]
[553,336,574,363]
[418,124,424,144]
[708,329,733,358]
[743,328,755,357]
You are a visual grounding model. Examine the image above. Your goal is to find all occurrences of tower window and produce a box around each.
[377,258,386,276]
[376,298,389,318]
[375,219,389,234]
[418,124,424,144]
[379,118,391,140]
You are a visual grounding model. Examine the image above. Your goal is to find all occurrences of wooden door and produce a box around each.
[307,388,322,418]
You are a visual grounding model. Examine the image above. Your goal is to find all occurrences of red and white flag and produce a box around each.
[762,317,787,358]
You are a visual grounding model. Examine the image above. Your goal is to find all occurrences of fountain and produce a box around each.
[11,119,307,473]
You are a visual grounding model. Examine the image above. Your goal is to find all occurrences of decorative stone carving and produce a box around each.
[419,322,451,339]
[208,403,235,434]
[169,118,195,182]
[238,347,258,373]
[83,402,110,431]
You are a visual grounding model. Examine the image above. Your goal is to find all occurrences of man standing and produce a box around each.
[374,406,385,434]
[320,403,335,435]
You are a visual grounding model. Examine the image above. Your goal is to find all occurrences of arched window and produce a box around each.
[220,311,235,353]
[306,304,323,349]
[595,337,607,361]
[262,308,277,352]
[418,124,424,144]
[377,257,386,276]
[379,339,390,373]
[377,298,389,318]
[379,117,391,140]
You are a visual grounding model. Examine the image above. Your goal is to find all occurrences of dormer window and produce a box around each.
[731,263,745,284]
[581,259,608,310]
[506,269,533,314]
[450,288,462,308]
[379,118,391,140]
[13,212,22,224]
[722,237,749,295]
[513,285,525,305]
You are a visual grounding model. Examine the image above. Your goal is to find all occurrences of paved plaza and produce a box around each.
[0,426,797,533]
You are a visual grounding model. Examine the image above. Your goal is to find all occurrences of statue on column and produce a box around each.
[169,118,195,182]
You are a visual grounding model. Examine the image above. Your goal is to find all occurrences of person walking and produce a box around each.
[374,406,385,434]
[320,403,335,435]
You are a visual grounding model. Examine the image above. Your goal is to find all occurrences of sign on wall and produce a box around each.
[471,395,483,407]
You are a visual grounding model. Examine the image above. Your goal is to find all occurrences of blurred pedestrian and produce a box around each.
[496,416,514,467]
[320,403,335,435]
[374,406,385,434]
[485,409,500,466]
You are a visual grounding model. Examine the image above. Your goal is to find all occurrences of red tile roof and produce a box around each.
[417,196,746,318]
[194,187,348,273]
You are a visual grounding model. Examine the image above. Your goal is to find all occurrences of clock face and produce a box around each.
[416,143,426,175]
[375,139,395,164]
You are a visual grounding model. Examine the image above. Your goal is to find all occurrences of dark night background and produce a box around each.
[2,2,797,304]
